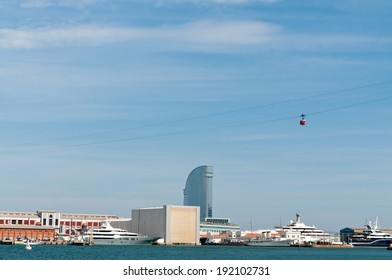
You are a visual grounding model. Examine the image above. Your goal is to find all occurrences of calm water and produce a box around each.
[1,245,392,260]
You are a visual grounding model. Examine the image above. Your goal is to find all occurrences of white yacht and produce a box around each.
[83,221,159,245]
[277,212,330,245]
[350,217,392,247]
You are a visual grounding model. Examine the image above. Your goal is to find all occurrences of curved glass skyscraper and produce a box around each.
[183,165,213,221]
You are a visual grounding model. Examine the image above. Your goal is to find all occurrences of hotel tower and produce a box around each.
[183,165,213,221]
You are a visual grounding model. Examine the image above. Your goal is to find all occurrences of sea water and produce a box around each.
[1,245,392,260]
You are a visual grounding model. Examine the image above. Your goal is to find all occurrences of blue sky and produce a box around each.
[0,0,391,232]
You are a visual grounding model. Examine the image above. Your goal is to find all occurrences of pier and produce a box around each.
[312,243,354,248]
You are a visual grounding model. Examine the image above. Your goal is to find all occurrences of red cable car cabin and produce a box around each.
[300,114,306,125]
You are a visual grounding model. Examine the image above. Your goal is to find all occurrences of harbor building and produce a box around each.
[183,165,213,221]
[0,207,200,245]
[0,224,55,242]
[0,210,121,240]
[200,218,241,244]
[130,205,200,245]
[200,218,240,235]
[340,227,365,243]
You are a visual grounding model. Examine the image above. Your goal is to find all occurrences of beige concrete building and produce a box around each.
[131,205,200,245]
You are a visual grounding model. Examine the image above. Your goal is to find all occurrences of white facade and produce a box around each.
[0,210,120,235]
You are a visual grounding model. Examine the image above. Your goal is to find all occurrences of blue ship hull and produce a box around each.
[351,238,392,247]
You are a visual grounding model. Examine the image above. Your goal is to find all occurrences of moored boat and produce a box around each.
[83,221,159,245]
[276,212,330,246]
[246,237,292,247]
[350,218,392,248]
[386,240,392,250]
[25,240,32,250]
[14,239,41,246]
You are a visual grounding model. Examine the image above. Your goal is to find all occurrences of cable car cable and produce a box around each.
[1,82,391,153]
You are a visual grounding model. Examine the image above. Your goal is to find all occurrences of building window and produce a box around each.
[12,220,16,225]
[18,220,22,225]
[55,219,59,226]
[43,218,46,225]
[49,215,53,226]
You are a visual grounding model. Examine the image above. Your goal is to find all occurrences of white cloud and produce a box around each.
[162,0,279,3]
[0,20,280,49]
[209,0,278,3]
[0,26,141,49]
[170,20,279,45]
[21,0,279,6]
[2,20,390,53]
[21,0,98,8]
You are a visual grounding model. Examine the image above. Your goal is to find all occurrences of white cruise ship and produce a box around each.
[277,213,330,245]
[83,221,159,245]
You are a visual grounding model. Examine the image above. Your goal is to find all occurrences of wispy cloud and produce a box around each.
[163,0,279,3]
[0,20,280,49]
[0,25,140,49]
[207,0,278,3]
[279,34,392,52]
[2,20,391,53]
[21,0,98,8]
[21,0,279,7]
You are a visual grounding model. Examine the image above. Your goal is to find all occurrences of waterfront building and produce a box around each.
[200,218,240,235]
[340,227,363,243]
[0,210,121,239]
[130,205,200,245]
[0,207,201,245]
[199,217,241,243]
[183,165,213,221]
[0,224,55,242]
[0,211,40,226]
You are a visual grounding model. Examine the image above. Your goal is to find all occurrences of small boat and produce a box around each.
[68,235,89,246]
[387,240,392,250]
[69,240,87,246]
[0,239,13,245]
[15,239,41,246]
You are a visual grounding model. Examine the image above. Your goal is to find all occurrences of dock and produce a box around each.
[312,244,354,248]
